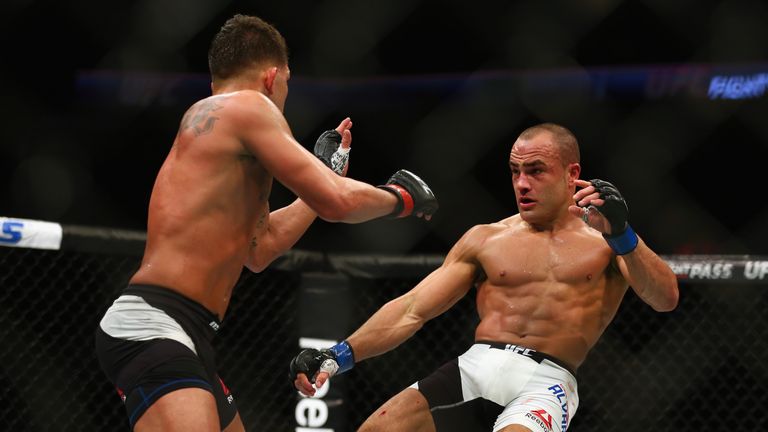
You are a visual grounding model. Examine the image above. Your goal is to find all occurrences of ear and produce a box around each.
[567,163,581,185]
[264,66,278,95]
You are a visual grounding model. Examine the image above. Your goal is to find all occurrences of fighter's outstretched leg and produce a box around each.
[358,388,435,432]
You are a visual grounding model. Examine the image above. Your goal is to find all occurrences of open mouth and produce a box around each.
[518,197,536,209]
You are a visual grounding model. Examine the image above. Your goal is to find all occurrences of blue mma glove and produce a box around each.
[289,341,355,384]
[587,178,638,255]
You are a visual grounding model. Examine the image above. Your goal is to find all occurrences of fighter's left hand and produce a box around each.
[333,117,353,177]
[568,178,629,236]
[314,117,353,177]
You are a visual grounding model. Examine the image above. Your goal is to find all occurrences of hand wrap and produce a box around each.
[289,340,355,384]
[314,130,350,175]
[587,178,638,255]
[377,169,439,218]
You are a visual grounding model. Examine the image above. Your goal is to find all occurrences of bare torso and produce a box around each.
[130,93,271,319]
[472,215,628,371]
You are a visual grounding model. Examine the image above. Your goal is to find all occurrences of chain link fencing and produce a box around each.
[1,240,767,431]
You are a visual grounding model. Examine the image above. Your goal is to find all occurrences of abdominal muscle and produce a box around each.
[474,277,625,371]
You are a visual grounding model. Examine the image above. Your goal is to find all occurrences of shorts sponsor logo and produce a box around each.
[502,343,534,357]
[219,377,234,404]
[548,384,569,431]
[116,386,126,403]
[525,408,553,431]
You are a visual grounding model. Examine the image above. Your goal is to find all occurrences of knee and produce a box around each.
[498,425,535,432]
[358,407,402,432]
[357,389,433,432]
[357,417,384,432]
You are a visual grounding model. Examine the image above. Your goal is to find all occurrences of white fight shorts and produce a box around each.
[410,342,579,432]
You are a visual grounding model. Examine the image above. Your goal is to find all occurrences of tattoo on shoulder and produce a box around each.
[178,97,229,137]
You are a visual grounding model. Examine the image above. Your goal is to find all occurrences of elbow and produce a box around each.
[314,189,356,222]
[654,281,680,312]
[246,251,286,273]
[315,206,348,223]
[398,296,427,333]
[406,313,427,333]
[653,298,678,313]
[244,256,269,273]
[244,240,282,274]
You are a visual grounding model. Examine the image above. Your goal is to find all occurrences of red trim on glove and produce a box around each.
[388,184,414,217]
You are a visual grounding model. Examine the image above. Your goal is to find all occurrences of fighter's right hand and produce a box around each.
[290,348,337,396]
[290,340,356,396]
[377,169,439,220]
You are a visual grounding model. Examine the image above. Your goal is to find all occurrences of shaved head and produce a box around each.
[517,123,580,166]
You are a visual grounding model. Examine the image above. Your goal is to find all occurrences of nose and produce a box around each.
[515,173,532,193]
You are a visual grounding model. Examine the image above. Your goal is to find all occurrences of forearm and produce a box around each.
[246,199,316,272]
[321,177,399,223]
[347,295,424,361]
[291,249,476,394]
[268,198,317,250]
[346,261,475,361]
[311,169,437,223]
[620,238,679,312]
[289,298,421,390]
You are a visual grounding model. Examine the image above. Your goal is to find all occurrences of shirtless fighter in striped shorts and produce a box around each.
[95,14,437,432]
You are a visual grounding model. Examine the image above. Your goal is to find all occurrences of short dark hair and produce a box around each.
[518,123,580,165]
[208,14,288,81]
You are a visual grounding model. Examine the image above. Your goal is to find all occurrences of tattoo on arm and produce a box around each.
[250,211,269,249]
[178,98,228,137]
[256,211,267,229]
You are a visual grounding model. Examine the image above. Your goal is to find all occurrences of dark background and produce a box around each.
[2,0,768,255]
[2,2,768,431]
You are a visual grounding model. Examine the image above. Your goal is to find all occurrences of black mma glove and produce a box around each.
[289,341,355,384]
[313,130,350,175]
[586,178,638,255]
[377,169,439,218]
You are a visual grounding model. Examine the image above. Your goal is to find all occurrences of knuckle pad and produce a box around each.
[387,169,438,215]
[587,178,629,233]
